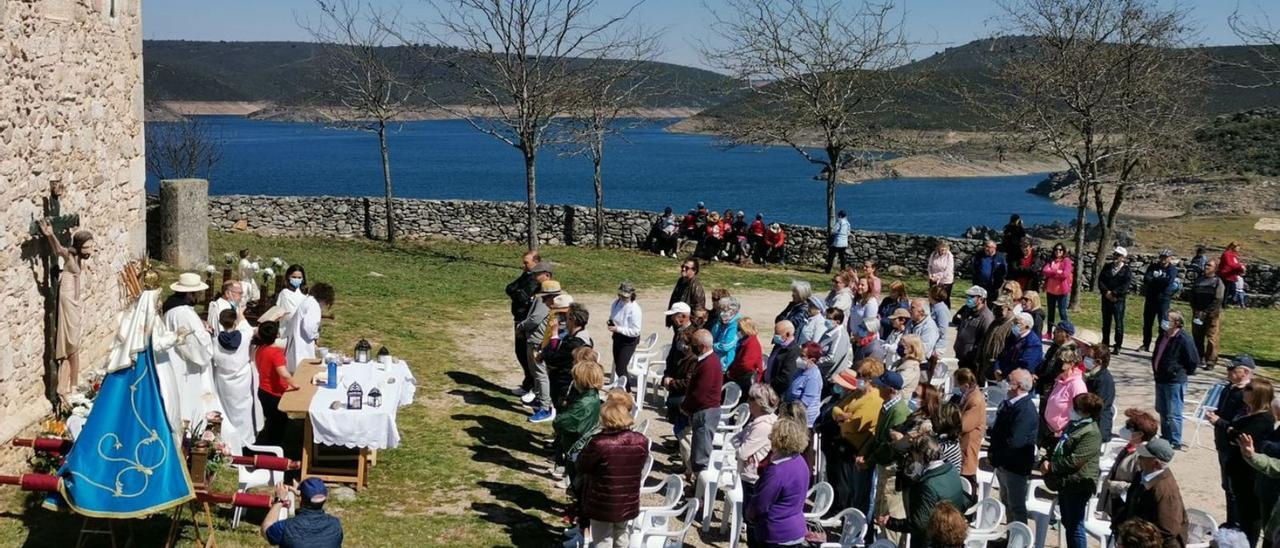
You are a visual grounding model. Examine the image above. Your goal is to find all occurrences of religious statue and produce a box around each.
[37,217,94,399]
[237,250,261,305]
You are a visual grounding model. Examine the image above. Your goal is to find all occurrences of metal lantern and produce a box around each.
[354,338,372,363]
[347,381,364,410]
[367,387,383,408]
[377,346,391,360]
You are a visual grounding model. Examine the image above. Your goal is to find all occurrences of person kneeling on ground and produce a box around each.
[262,478,343,548]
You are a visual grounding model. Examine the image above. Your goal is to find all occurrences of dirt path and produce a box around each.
[459,289,1231,547]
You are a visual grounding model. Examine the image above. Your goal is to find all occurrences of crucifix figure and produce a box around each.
[31,182,92,400]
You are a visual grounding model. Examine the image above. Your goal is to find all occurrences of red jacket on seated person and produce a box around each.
[576,429,651,523]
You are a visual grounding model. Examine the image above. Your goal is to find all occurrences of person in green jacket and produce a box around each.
[857,370,911,546]
[1041,392,1103,548]
[1239,432,1280,546]
[553,359,605,481]
[876,435,973,548]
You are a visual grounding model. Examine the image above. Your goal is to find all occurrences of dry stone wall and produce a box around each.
[0,0,146,469]
[209,195,1279,302]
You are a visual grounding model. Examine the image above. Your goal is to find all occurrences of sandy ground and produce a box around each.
[463,288,1230,547]
[840,154,1068,182]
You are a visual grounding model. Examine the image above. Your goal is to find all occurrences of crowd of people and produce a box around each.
[505,214,1265,547]
[643,203,793,267]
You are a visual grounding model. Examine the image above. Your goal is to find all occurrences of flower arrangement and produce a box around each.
[205,264,217,274]
[272,257,285,268]
[28,420,69,473]
[262,267,275,279]
[183,413,233,482]
[223,253,236,267]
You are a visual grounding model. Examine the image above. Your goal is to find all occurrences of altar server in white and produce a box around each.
[286,282,335,372]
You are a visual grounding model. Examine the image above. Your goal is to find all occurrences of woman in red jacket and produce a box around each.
[727,316,765,394]
[575,390,650,548]
[1218,241,1246,305]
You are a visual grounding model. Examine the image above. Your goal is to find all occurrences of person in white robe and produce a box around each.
[211,307,262,452]
[238,255,261,304]
[285,282,334,373]
[206,280,242,336]
[275,265,308,321]
[163,273,226,429]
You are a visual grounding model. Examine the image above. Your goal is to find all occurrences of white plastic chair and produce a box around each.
[694,450,735,528]
[714,404,751,448]
[232,444,284,528]
[820,508,868,548]
[635,419,650,437]
[629,498,700,548]
[721,382,743,412]
[1098,439,1128,476]
[1026,479,1061,548]
[867,540,897,548]
[1186,508,1218,548]
[1006,522,1034,548]
[634,475,684,533]
[642,344,672,406]
[975,451,998,501]
[804,482,835,523]
[635,332,660,355]
[965,497,1005,539]
[1083,496,1112,548]
[1183,383,1225,450]
[627,350,656,404]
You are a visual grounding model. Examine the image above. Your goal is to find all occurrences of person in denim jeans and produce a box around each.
[1042,393,1103,548]
[1150,311,1199,449]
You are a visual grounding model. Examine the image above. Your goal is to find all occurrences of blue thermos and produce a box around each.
[326,359,338,389]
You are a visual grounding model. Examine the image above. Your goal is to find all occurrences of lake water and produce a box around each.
[147,116,1074,236]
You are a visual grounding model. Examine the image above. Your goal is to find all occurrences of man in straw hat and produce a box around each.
[518,276,562,422]
[162,272,222,426]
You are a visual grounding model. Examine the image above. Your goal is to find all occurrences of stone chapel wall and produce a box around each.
[0,0,146,469]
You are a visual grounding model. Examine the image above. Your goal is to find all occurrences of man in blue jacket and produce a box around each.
[971,240,1008,297]
[825,210,852,273]
[994,313,1044,380]
[1151,310,1199,449]
[1140,249,1180,353]
[989,368,1039,524]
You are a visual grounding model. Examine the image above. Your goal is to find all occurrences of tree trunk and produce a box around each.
[1069,179,1089,311]
[523,149,539,250]
[378,121,395,245]
[1090,183,1129,290]
[593,148,604,248]
[825,148,840,239]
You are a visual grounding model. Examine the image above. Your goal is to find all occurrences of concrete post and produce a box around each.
[158,179,209,269]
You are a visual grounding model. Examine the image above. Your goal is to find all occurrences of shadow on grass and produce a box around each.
[393,244,515,272]
[453,414,549,456]
[0,491,186,547]
[472,501,559,548]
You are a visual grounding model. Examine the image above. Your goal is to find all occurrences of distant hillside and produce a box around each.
[693,38,1280,131]
[143,40,738,110]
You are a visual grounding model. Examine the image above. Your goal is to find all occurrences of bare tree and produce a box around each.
[978,0,1203,305]
[701,0,914,238]
[145,115,223,181]
[305,0,412,244]
[563,39,659,247]
[1227,8,1280,88]
[400,0,648,250]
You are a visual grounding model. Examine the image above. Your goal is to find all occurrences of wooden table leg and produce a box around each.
[302,416,313,479]
[355,448,367,491]
[201,501,218,548]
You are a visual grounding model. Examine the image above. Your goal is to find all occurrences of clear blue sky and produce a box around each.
[143,0,1272,69]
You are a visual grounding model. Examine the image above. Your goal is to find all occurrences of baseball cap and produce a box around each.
[1229,354,1257,371]
[965,286,988,298]
[530,261,554,275]
[300,477,328,504]
[1136,438,1175,463]
[1055,321,1076,336]
[875,370,904,391]
[1113,246,1128,257]
[665,302,691,316]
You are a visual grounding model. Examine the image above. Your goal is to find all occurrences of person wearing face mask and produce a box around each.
[1114,438,1189,548]
[1151,310,1199,449]
[1140,249,1181,353]
[953,368,986,491]
[814,308,852,387]
[276,264,310,318]
[726,317,765,395]
[1220,378,1277,546]
[1102,409,1161,520]
[989,369,1039,526]
[825,361,886,516]
[765,320,802,400]
[993,312,1044,380]
[797,302,826,346]
[857,370,911,546]
[892,334,925,403]
[883,308,911,354]
[874,436,972,548]
[952,286,994,373]
[1041,392,1104,548]
[1034,322,1076,398]
[975,296,1017,385]
[786,342,825,428]
[710,296,742,371]
[1040,344,1088,449]
[1098,247,1133,354]
[1083,344,1116,441]
[1205,355,1256,527]
[907,298,942,361]
[208,281,244,337]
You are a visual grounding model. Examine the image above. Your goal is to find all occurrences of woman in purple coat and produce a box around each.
[747,415,811,547]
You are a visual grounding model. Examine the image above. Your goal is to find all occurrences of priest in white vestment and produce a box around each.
[162,273,226,429]
[206,280,241,336]
[285,283,333,373]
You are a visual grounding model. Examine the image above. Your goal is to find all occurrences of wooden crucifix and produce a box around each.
[23,181,89,404]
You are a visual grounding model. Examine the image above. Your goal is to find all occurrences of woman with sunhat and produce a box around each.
[824,361,884,515]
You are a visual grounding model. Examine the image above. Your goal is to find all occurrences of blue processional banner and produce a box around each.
[55,341,194,517]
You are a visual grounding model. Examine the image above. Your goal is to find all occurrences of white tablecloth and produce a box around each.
[308,360,416,449]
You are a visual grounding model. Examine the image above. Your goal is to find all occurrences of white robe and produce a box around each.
[106,290,182,433]
[164,304,225,428]
[275,287,305,321]
[285,295,321,373]
[207,297,233,336]
[239,258,261,303]
[212,320,262,453]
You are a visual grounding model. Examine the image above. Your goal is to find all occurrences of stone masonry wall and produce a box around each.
[0,0,146,469]
[209,195,1280,301]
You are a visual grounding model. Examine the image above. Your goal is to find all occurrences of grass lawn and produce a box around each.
[0,232,1275,546]
[1130,215,1280,264]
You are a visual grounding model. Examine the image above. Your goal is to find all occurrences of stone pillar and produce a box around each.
[158,179,209,269]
